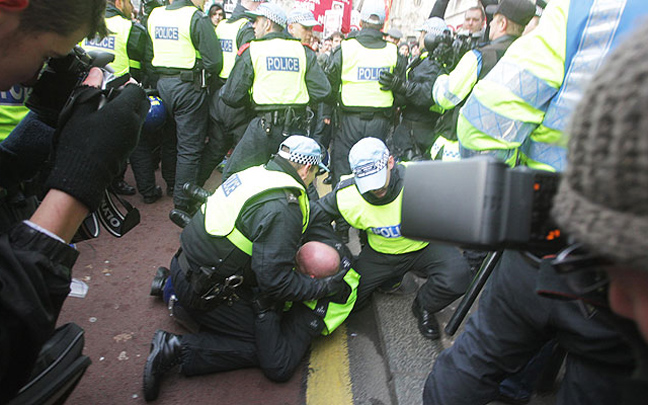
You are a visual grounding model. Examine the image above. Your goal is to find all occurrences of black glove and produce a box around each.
[379,70,406,94]
[316,256,351,297]
[45,84,149,211]
[252,293,280,317]
[0,113,55,188]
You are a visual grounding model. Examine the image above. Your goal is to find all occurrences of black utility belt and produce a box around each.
[257,108,307,125]
[159,70,197,82]
[176,249,251,310]
[341,109,390,120]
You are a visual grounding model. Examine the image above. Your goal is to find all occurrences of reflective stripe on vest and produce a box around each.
[335,174,428,254]
[216,18,248,79]
[202,165,310,255]
[249,39,309,106]
[340,39,397,108]
[458,0,641,172]
[0,85,29,141]
[82,15,132,77]
[148,6,199,69]
[433,50,481,110]
[303,268,361,335]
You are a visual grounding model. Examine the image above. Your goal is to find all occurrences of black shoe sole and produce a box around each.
[143,330,165,402]
[411,302,441,340]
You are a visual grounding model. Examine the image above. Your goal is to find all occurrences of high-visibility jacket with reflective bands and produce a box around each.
[433,35,516,112]
[216,17,248,79]
[148,5,200,69]
[457,0,646,172]
[0,85,29,141]
[249,38,309,107]
[82,15,134,77]
[335,171,428,254]
[340,39,398,108]
[202,165,309,254]
[303,268,360,335]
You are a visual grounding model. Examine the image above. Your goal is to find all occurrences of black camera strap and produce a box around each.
[98,188,140,238]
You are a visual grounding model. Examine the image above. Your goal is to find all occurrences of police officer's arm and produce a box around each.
[221,46,253,108]
[309,190,344,227]
[240,192,332,302]
[236,20,255,49]
[191,12,223,75]
[126,22,152,83]
[304,47,331,103]
[432,50,481,110]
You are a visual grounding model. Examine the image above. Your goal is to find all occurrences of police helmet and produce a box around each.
[143,95,167,133]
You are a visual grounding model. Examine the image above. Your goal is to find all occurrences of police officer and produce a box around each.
[146,0,222,224]
[312,137,471,339]
[195,0,263,188]
[430,0,535,161]
[286,7,319,46]
[142,136,346,401]
[219,2,330,180]
[324,1,407,188]
[378,17,449,161]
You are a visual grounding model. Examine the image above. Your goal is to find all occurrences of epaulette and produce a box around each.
[336,177,356,191]
[284,190,299,205]
[238,42,251,56]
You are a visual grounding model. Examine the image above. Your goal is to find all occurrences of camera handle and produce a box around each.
[445,250,503,336]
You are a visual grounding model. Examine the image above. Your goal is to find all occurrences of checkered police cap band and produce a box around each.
[353,150,389,178]
[278,149,322,166]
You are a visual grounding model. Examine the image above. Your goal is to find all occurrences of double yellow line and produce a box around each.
[305,324,354,405]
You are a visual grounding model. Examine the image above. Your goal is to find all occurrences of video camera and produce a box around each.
[425,30,481,72]
[400,157,565,252]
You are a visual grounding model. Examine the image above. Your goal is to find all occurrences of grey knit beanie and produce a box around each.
[552,23,648,270]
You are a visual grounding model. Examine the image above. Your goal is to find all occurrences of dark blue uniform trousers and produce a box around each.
[423,250,637,405]
[157,77,208,208]
[169,257,319,381]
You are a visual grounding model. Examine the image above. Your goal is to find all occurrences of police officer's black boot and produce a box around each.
[169,207,192,228]
[150,267,170,297]
[411,299,440,340]
[143,330,182,402]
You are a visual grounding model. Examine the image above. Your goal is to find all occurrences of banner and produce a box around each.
[294,0,353,36]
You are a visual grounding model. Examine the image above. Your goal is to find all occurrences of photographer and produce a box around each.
[423,1,648,404]
[0,0,150,401]
[430,0,535,161]
[378,17,448,161]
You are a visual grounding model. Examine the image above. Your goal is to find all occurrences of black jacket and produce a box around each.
[0,222,78,402]
[180,157,329,302]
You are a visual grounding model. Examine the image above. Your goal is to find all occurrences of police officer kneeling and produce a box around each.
[311,138,472,339]
[142,135,346,401]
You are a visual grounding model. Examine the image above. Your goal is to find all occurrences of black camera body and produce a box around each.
[26,46,115,127]
[401,158,564,251]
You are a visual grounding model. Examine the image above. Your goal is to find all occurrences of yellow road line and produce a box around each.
[306,324,353,405]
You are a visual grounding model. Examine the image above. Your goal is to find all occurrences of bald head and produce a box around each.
[295,241,340,279]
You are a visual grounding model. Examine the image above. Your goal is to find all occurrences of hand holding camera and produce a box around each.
[45,70,150,212]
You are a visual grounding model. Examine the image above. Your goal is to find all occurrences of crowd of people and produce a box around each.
[1,0,648,404]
